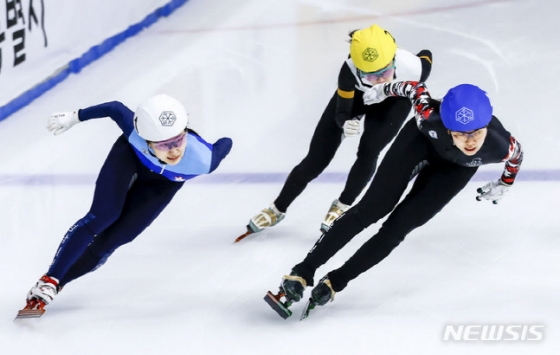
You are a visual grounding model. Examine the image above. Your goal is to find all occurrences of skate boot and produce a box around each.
[17,275,60,319]
[264,270,308,319]
[320,199,350,233]
[310,276,335,306]
[248,203,285,233]
[281,271,308,302]
[300,276,336,320]
[27,275,60,304]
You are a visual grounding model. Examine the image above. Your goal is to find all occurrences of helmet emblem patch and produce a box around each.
[362,47,379,63]
[455,107,474,125]
[159,111,177,126]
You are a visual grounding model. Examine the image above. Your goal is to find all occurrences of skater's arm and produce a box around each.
[334,62,357,129]
[476,136,523,204]
[78,101,135,135]
[416,50,432,82]
[381,81,435,126]
[499,136,523,185]
[209,137,233,172]
[47,102,132,137]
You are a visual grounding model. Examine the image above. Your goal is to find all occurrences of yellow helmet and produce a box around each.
[350,24,397,72]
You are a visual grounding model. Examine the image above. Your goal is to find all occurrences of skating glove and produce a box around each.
[363,84,388,105]
[342,118,361,137]
[476,180,510,204]
[47,111,80,135]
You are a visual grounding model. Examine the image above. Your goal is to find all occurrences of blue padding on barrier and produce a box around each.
[0,0,188,122]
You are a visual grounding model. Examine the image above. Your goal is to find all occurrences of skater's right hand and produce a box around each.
[47,111,80,135]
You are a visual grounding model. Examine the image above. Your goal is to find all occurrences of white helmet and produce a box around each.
[134,94,188,142]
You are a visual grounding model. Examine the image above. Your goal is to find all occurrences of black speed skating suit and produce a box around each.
[292,81,523,292]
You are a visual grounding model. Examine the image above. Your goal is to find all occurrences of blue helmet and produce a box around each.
[440,84,493,132]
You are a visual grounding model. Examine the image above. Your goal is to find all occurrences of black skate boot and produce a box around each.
[264,270,308,319]
[310,276,335,306]
[281,271,307,302]
[300,276,336,320]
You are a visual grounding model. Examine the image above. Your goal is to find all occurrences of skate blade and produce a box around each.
[264,291,292,319]
[300,299,317,320]
[233,229,253,243]
[15,299,47,320]
[233,225,256,243]
[15,308,45,319]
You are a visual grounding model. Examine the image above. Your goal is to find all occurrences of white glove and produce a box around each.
[363,84,388,105]
[342,119,361,137]
[476,180,510,204]
[47,111,80,135]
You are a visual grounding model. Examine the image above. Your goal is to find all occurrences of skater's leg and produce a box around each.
[59,176,182,286]
[321,97,411,232]
[274,94,343,212]
[248,94,343,233]
[338,97,411,205]
[47,136,138,280]
[296,119,428,279]
[327,163,477,292]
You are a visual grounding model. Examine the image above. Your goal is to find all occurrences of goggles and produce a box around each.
[359,61,396,82]
[450,127,487,140]
[151,133,186,151]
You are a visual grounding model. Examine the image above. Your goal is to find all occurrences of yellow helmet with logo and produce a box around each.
[350,24,397,72]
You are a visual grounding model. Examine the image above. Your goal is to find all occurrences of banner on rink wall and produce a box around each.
[0,0,187,122]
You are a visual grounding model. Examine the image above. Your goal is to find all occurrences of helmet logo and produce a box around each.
[158,111,177,126]
[362,47,379,63]
[455,107,474,125]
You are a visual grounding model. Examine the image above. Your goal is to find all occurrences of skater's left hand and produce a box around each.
[343,119,361,137]
[476,180,510,204]
[363,84,388,105]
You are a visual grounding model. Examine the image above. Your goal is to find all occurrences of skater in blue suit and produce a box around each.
[21,94,232,315]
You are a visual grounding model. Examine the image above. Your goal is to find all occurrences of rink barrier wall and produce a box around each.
[0,0,188,123]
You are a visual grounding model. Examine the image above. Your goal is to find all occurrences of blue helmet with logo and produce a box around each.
[440,84,493,132]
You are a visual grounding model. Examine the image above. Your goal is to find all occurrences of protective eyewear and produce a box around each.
[359,61,396,82]
[450,127,487,140]
[151,133,186,151]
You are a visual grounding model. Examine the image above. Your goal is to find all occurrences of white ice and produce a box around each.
[1,0,559,354]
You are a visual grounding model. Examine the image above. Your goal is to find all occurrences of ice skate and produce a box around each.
[248,204,285,233]
[281,271,308,302]
[16,275,60,319]
[320,199,350,233]
[300,276,335,320]
[310,276,335,306]
[264,270,308,319]
[235,204,286,242]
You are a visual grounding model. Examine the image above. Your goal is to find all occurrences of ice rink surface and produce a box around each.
[1,0,559,354]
